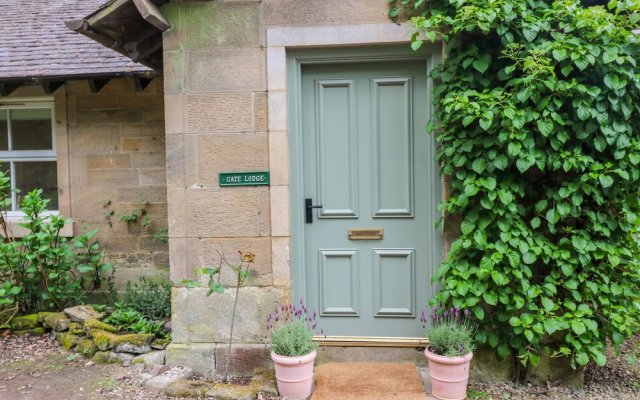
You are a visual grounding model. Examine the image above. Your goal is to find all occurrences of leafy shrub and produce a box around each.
[423,306,475,357]
[395,0,640,373]
[0,181,112,316]
[104,305,168,338]
[267,302,319,357]
[121,276,171,320]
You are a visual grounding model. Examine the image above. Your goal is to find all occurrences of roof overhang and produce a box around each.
[65,0,170,71]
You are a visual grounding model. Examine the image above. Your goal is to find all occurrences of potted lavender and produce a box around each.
[421,306,476,400]
[266,300,319,400]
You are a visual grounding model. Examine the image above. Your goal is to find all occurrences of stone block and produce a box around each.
[122,137,165,153]
[68,126,120,153]
[133,350,167,368]
[166,343,216,377]
[271,237,291,287]
[116,186,167,204]
[163,51,185,95]
[268,131,288,186]
[167,188,186,237]
[74,95,119,110]
[87,169,139,186]
[169,238,190,283]
[267,90,287,132]
[76,109,143,125]
[171,286,288,343]
[42,312,71,332]
[140,168,167,186]
[146,366,194,390]
[186,94,254,133]
[196,133,268,186]
[186,48,265,93]
[181,2,261,49]
[192,237,272,287]
[133,151,167,169]
[469,346,515,382]
[270,186,289,237]
[529,354,584,388]
[64,305,104,323]
[118,95,165,123]
[87,154,132,170]
[139,235,170,252]
[214,345,272,377]
[254,92,268,132]
[108,266,170,289]
[160,3,182,51]
[121,122,166,137]
[186,187,270,237]
[263,0,390,26]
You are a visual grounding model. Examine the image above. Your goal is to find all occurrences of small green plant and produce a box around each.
[182,250,255,383]
[103,200,114,228]
[267,301,319,357]
[118,209,144,224]
[104,304,169,338]
[91,304,108,313]
[153,227,169,243]
[121,276,171,320]
[422,306,475,357]
[468,389,490,400]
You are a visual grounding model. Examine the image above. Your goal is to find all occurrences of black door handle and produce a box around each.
[305,198,323,223]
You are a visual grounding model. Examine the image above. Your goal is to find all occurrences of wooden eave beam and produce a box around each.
[0,82,22,97]
[88,79,111,93]
[42,81,64,95]
[132,0,170,32]
[132,76,153,92]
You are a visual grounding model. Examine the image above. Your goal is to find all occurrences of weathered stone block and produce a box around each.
[87,169,139,186]
[186,94,254,133]
[121,122,166,137]
[11,314,40,330]
[186,187,270,237]
[140,168,167,186]
[254,92,268,132]
[529,354,584,388]
[187,48,265,93]
[469,346,515,382]
[214,345,272,376]
[68,126,120,153]
[116,186,167,204]
[76,109,143,125]
[84,319,117,334]
[163,50,185,95]
[42,312,71,332]
[146,366,194,390]
[196,133,268,186]
[263,0,390,26]
[181,2,260,49]
[122,137,165,153]
[133,151,167,169]
[87,154,132,170]
[166,343,217,376]
[171,286,288,344]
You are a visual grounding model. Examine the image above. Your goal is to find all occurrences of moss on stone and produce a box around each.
[76,339,98,358]
[56,332,79,350]
[43,312,70,331]
[151,338,170,349]
[92,351,120,364]
[164,380,212,398]
[11,314,40,330]
[110,333,154,347]
[38,312,57,324]
[68,322,84,335]
[12,327,46,336]
[90,330,116,351]
[84,319,117,334]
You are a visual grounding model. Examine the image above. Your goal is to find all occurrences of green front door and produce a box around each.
[299,58,441,337]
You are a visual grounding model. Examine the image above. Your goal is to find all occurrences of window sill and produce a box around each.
[3,218,74,238]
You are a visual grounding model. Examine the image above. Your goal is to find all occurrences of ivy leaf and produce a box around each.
[472,158,487,174]
[541,297,554,312]
[537,119,554,137]
[483,292,498,305]
[472,54,491,73]
[575,352,589,366]
[571,321,587,336]
[599,174,614,188]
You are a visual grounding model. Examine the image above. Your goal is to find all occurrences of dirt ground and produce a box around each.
[0,333,170,400]
[1,332,639,400]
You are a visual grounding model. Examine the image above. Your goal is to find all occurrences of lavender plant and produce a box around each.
[266,300,320,357]
[422,306,476,357]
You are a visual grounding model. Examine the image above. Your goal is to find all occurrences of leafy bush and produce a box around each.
[395,0,640,373]
[104,305,168,338]
[0,181,112,316]
[423,306,475,357]
[121,276,171,320]
[267,302,319,357]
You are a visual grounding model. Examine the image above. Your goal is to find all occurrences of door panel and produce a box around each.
[301,59,439,337]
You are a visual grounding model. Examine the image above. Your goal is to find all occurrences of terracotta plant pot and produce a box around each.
[270,350,317,399]
[424,347,473,400]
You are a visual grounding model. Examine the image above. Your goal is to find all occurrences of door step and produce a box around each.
[315,335,428,348]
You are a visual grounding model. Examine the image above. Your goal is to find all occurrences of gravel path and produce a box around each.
[468,334,640,399]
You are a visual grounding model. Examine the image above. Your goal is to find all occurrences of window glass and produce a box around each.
[10,109,53,150]
[15,162,58,211]
[0,110,7,150]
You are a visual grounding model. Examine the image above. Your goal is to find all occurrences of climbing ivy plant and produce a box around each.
[392,0,640,372]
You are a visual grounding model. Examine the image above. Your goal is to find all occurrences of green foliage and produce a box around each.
[396,0,640,372]
[267,302,319,357]
[104,305,168,338]
[121,276,171,320]
[0,171,113,317]
[425,307,476,357]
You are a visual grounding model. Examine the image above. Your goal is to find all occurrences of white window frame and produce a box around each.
[0,97,58,218]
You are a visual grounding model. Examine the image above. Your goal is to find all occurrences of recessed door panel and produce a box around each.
[372,249,415,317]
[319,249,359,316]
[315,80,358,218]
[372,77,414,218]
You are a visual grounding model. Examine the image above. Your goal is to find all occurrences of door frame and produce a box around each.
[287,46,443,322]
[265,24,444,344]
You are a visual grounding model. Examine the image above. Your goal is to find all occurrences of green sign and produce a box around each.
[219,171,270,187]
